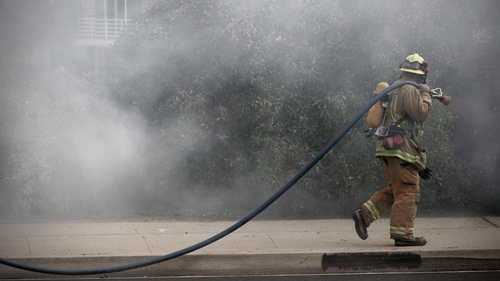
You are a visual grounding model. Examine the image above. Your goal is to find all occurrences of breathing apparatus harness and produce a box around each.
[373,86,433,180]
[372,84,422,151]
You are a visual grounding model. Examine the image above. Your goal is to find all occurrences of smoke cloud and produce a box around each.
[0,0,497,221]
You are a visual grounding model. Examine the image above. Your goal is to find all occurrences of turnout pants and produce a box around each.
[362,156,421,240]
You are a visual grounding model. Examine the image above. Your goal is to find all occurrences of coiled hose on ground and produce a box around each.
[0,81,419,275]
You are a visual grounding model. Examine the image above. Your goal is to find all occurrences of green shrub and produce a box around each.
[98,0,476,217]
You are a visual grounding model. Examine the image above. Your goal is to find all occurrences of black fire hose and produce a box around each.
[0,81,419,275]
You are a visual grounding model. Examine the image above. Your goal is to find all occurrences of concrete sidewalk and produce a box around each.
[1,216,499,279]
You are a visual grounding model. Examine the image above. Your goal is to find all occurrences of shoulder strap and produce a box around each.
[393,114,408,127]
[378,82,398,127]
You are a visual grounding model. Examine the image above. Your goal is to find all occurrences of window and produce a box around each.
[95,0,141,20]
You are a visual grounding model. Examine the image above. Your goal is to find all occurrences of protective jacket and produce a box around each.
[375,76,432,169]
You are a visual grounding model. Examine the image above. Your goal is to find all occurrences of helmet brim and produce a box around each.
[400,67,426,75]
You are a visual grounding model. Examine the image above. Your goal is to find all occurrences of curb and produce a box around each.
[2,250,500,279]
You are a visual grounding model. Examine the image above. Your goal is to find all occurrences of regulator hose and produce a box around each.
[0,81,419,275]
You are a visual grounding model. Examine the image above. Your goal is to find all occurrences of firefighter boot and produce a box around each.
[352,208,370,240]
[395,237,427,246]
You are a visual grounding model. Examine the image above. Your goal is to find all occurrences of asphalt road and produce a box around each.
[3,271,499,281]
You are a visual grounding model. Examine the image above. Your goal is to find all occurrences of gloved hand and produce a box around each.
[419,83,430,94]
[418,167,432,180]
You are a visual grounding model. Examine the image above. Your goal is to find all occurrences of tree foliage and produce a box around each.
[96,0,491,216]
[2,0,499,217]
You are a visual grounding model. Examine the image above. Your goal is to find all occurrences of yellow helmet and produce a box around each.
[400,53,428,75]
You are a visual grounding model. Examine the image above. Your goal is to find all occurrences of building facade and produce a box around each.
[74,0,156,71]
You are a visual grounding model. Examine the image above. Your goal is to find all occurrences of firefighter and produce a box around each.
[353,54,433,246]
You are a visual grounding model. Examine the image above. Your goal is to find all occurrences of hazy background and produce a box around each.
[0,0,498,221]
